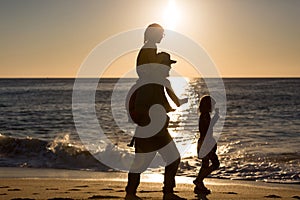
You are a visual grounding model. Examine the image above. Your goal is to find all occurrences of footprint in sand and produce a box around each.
[140,190,161,193]
[264,194,282,198]
[68,188,81,191]
[88,195,120,199]
[100,188,114,191]
[75,185,89,188]
[46,188,59,191]
[8,188,21,191]
[225,192,238,195]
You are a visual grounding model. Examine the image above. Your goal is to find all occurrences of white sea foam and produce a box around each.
[0,78,299,184]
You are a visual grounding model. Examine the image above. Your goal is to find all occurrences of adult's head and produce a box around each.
[144,23,164,44]
[158,52,177,66]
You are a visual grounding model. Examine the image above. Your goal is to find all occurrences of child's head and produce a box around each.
[144,23,164,44]
[199,95,216,113]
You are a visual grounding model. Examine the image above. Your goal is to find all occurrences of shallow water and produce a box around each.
[0,78,299,184]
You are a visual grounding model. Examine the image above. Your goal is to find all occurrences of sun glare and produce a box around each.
[163,0,181,30]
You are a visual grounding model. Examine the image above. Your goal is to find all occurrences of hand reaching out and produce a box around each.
[179,98,188,106]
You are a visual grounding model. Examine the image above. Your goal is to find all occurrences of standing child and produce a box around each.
[194,95,220,194]
[136,23,186,108]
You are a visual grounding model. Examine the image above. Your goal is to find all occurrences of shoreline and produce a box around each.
[0,167,299,187]
[0,167,299,200]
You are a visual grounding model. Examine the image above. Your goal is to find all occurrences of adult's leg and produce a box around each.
[126,148,156,194]
[158,140,181,194]
[126,173,141,195]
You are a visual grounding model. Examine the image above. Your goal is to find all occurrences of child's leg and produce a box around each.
[210,151,220,171]
[195,157,209,183]
[193,157,210,194]
[196,149,220,182]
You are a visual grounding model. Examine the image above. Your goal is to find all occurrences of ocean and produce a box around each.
[0,78,299,184]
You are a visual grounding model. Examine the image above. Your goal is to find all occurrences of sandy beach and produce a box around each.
[0,168,299,200]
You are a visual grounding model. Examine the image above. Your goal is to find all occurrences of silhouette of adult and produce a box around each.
[125,24,187,200]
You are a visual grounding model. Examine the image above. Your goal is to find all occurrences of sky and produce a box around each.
[0,0,299,78]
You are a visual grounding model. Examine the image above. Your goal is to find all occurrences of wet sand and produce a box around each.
[0,168,299,200]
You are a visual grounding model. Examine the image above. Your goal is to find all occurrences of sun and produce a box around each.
[163,0,181,30]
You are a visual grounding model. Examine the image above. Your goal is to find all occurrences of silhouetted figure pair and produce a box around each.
[125,23,220,199]
[125,23,187,200]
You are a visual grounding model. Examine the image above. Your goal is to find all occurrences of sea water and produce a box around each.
[0,78,299,184]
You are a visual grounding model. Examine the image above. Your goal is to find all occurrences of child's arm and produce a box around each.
[210,108,220,127]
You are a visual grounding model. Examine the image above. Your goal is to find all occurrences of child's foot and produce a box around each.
[163,193,187,200]
[194,186,211,194]
[193,180,211,194]
[125,193,142,200]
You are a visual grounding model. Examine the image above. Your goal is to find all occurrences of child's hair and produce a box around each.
[144,23,164,43]
[198,95,216,113]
